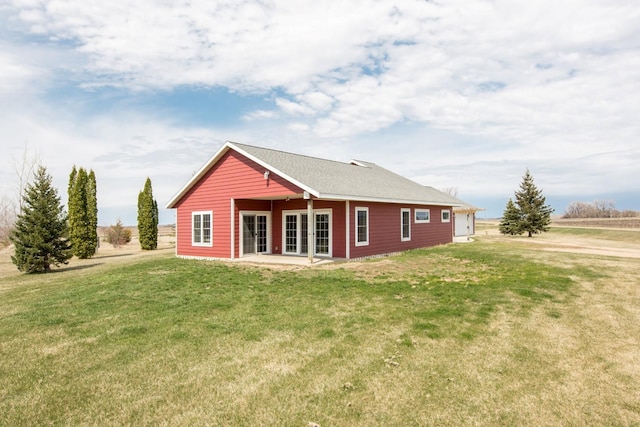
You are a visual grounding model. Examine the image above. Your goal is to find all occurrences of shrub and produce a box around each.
[105,220,131,247]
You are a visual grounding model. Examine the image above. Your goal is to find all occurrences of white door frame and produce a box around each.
[239,211,272,256]
[282,209,332,257]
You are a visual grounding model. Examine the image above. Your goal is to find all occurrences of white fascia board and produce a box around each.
[318,193,464,207]
[226,142,320,198]
[165,142,232,208]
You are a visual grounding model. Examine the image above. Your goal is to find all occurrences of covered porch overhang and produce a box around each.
[231,192,325,264]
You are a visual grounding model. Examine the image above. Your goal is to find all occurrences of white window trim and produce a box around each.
[441,209,451,223]
[415,209,430,223]
[355,207,369,247]
[192,211,213,247]
[401,208,411,242]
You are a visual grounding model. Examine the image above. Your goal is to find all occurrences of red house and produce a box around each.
[166,142,462,262]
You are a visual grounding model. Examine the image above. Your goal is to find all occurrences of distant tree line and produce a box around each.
[562,200,639,219]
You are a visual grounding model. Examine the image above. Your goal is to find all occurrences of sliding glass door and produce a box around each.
[241,213,269,255]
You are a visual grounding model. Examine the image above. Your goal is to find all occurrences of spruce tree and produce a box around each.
[514,169,553,237]
[500,169,553,237]
[11,165,72,273]
[499,198,522,235]
[137,177,158,250]
[68,167,98,258]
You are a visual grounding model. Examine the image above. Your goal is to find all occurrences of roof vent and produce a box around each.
[349,160,370,168]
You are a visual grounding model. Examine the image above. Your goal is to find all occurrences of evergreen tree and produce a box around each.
[87,170,98,251]
[499,198,522,235]
[514,169,553,237]
[68,167,98,258]
[11,165,72,273]
[137,177,158,250]
[68,165,77,219]
[500,169,554,237]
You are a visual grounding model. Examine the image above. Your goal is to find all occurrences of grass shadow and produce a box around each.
[54,263,103,273]
[93,253,135,260]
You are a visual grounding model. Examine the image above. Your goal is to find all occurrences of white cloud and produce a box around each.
[0,0,638,219]
[0,49,38,94]
[0,101,233,224]
[286,122,309,133]
[242,109,279,121]
[275,97,314,116]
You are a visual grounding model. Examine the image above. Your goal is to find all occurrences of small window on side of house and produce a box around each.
[415,209,430,223]
[401,208,411,241]
[355,207,369,246]
[441,209,451,223]
[192,211,213,246]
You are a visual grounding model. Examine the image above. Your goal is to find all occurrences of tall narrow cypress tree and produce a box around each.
[68,166,98,258]
[68,165,77,238]
[11,165,72,273]
[87,170,98,251]
[137,177,158,250]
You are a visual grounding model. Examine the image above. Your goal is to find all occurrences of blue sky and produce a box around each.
[1,0,639,224]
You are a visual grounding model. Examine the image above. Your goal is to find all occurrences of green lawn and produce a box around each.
[1,236,638,425]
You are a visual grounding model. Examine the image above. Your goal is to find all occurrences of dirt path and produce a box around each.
[476,221,640,259]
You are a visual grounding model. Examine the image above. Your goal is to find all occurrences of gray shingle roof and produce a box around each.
[449,195,484,213]
[166,141,463,208]
[233,142,461,206]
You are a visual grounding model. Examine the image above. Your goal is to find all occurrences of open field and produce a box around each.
[1,224,639,425]
[551,217,640,229]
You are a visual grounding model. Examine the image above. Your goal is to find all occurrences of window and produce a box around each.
[415,209,430,223]
[401,208,411,241]
[441,209,451,223]
[192,211,212,246]
[355,207,369,246]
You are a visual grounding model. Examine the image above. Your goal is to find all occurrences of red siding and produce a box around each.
[349,203,453,259]
[172,148,452,260]
[174,150,302,258]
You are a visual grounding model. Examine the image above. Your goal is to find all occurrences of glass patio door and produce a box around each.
[283,211,331,256]
[315,213,329,255]
[242,214,268,255]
